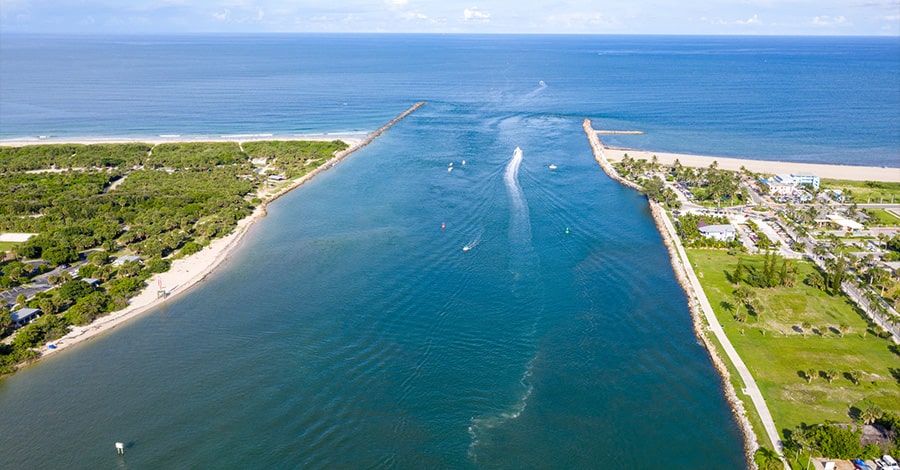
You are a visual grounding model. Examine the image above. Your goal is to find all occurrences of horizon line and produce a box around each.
[2,31,899,38]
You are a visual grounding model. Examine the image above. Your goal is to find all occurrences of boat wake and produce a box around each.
[468,146,543,463]
[462,229,484,252]
[467,353,538,463]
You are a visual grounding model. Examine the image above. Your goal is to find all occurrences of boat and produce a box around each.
[549,164,557,170]
[462,245,470,252]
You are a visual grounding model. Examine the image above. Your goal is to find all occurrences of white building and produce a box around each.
[773,173,820,190]
[825,214,864,231]
[699,224,737,241]
[11,307,41,328]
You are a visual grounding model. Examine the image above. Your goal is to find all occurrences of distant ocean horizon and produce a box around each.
[0,34,897,469]
[1,34,898,166]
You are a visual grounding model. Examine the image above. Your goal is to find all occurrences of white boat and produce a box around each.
[549,164,557,170]
[462,245,470,252]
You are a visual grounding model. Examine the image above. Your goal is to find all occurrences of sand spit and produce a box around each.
[18,102,426,365]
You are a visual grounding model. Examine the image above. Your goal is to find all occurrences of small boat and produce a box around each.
[549,164,557,170]
[462,245,470,252]
[448,167,453,172]
[461,160,466,165]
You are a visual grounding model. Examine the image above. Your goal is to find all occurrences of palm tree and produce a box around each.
[859,403,883,425]
[849,370,862,385]
[754,447,783,470]
[824,369,838,383]
[839,323,850,338]
[805,369,817,383]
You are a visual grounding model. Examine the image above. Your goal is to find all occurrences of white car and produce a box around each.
[881,455,900,470]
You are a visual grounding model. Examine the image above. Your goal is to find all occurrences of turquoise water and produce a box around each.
[2,34,898,468]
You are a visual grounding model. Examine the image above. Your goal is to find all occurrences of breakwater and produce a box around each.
[582,118,763,466]
[264,102,426,208]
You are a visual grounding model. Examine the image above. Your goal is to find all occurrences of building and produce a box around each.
[826,214,864,231]
[773,173,820,190]
[767,181,796,197]
[699,224,737,241]
[112,255,142,267]
[11,307,41,328]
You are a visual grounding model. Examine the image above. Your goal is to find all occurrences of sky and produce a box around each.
[1,0,899,35]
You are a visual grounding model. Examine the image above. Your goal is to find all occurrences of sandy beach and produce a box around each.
[15,102,427,366]
[37,140,355,360]
[602,146,900,182]
[0,134,365,148]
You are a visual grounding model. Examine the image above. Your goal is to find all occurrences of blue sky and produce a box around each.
[1,0,898,35]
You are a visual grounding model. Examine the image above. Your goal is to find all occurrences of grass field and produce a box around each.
[687,249,900,437]
[865,208,900,227]
[0,241,16,254]
[821,179,900,204]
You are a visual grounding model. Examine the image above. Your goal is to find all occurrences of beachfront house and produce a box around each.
[11,307,41,328]
[699,224,737,242]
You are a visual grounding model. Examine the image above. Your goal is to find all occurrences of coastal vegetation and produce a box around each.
[821,179,900,204]
[688,249,900,453]
[587,128,900,467]
[0,140,348,375]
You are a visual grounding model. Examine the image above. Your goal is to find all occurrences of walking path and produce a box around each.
[583,119,786,464]
[655,205,785,455]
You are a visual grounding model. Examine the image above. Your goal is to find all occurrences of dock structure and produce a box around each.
[594,130,644,135]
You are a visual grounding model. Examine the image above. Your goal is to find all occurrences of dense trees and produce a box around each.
[1,140,345,375]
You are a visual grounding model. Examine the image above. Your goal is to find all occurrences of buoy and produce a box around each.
[441,222,446,230]
[116,442,124,455]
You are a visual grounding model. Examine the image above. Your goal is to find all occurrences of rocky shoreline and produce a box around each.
[582,118,760,466]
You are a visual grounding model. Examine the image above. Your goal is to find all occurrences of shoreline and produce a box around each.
[0,134,367,148]
[602,146,900,182]
[583,119,774,465]
[22,102,426,365]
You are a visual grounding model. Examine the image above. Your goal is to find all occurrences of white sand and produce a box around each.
[602,147,900,182]
[0,135,364,148]
[35,137,362,360]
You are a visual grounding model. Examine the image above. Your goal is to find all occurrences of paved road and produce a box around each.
[657,206,786,459]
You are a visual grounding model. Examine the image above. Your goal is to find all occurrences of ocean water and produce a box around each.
[0,35,897,468]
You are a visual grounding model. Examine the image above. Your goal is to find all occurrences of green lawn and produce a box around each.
[865,208,900,227]
[821,179,900,204]
[688,249,900,436]
[0,241,16,254]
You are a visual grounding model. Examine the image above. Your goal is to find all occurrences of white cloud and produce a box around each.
[736,14,761,25]
[546,12,615,29]
[812,15,848,26]
[212,9,230,21]
[401,11,429,21]
[385,0,408,5]
[463,7,490,21]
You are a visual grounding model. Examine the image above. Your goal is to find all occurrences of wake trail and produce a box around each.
[468,146,543,463]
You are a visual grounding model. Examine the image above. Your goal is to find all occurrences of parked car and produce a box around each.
[852,459,872,470]
[881,455,900,470]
